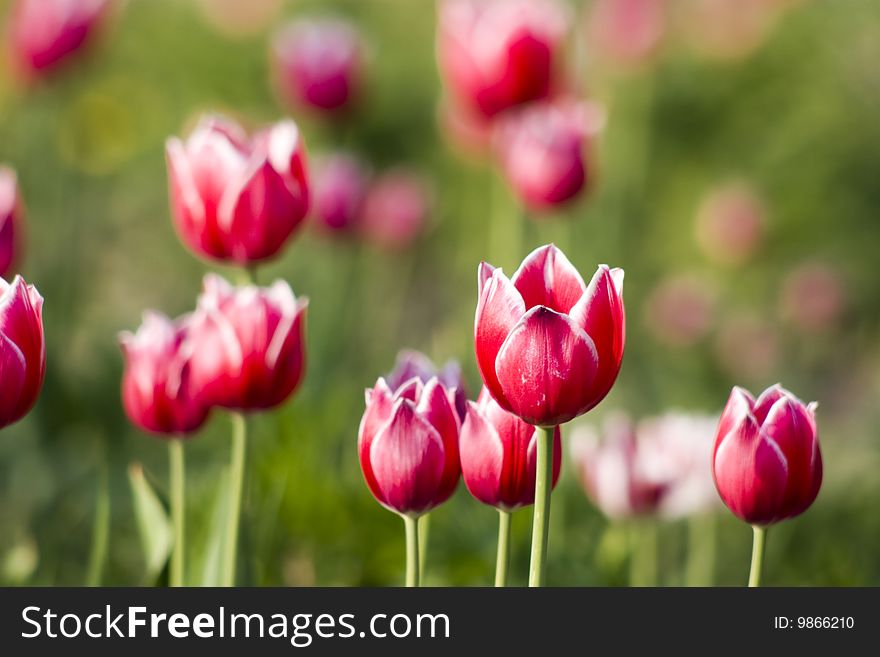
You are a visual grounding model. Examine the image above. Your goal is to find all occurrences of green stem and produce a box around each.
[85,468,110,586]
[404,515,420,587]
[169,440,185,588]
[528,426,555,587]
[630,522,658,587]
[495,509,512,587]
[418,513,430,582]
[685,514,716,587]
[748,525,767,588]
[222,412,247,587]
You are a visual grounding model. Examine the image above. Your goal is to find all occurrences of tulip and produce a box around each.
[386,349,467,420]
[0,167,23,279]
[695,182,765,267]
[7,0,111,77]
[474,244,624,586]
[360,169,430,250]
[272,19,364,114]
[712,384,822,586]
[494,99,604,212]
[780,263,845,334]
[165,114,309,265]
[358,376,461,586]
[681,0,780,61]
[585,0,667,69]
[311,153,369,235]
[436,0,568,119]
[643,274,717,347]
[714,314,779,382]
[0,275,45,429]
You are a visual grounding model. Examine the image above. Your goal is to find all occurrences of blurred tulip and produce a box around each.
[680,0,779,60]
[494,99,604,212]
[165,114,309,264]
[0,276,45,428]
[695,182,765,266]
[358,376,461,517]
[436,0,568,119]
[272,19,364,115]
[360,169,430,249]
[643,274,717,346]
[713,385,822,525]
[188,274,307,411]
[437,99,493,159]
[196,0,281,39]
[460,387,562,510]
[780,263,846,334]
[586,0,667,68]
[119,311,209,436]
[311,153,369,235]
[0,167,23,279]
[386,349,467,416]
[7,0,111,78]
[714,314,779,382]
[475,244,625,426]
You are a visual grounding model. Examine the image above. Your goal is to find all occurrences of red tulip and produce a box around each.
[119,311,209,436]
[272,19,364,114]
[475,244,625,426]
[165,114,309,264]
[311,153,369,235]
[0,167,23,279]
[585,0,667,68]
[7,0,110,77]
[359,376,461,517]
[386,349,468,421]
[494,99,604,211]
[713,385,822,526]
[461,387,561,510]
[188,274,307,411]
[437,0,568,119]
[0,275,45,428]
[360,169,430,249]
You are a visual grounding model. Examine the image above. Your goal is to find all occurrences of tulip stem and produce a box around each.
[85,467,110,586]
[404,515,420,587]
[495,509,512,587]
[528,425,555,587]
[223,412,247,587]
[748,525,767,588]
[169,440,185,587]
[418,513,431,581]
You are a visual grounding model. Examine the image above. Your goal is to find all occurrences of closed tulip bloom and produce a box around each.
[0,276,45,428]
[495,99,603,211]
[272,19,364,114]
[386,349,468,422]
[713,385,822,526]
[437,0,568,119]
[475,244,625,427]
[311,153,369,235]
[166,114,309,264]
[7,0,110,77]
[360,170,430,249]
[461,387,561,510]
[359,376,461,517]
[0,167,23,279]
[119,312,209,436]
[188,274,307,412]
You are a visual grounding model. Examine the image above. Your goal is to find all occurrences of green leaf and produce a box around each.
[193,467,231,587]
[128,463,173,585]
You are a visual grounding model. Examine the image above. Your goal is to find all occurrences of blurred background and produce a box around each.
[1,0,879,586]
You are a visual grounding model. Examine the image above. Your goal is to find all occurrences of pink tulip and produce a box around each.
[695,182,765,266]
[437,0,568,119]
[494,99,604,211]
[475,244,625,427]
[119,312,209,436]
[311,153,369,235]
[165,114,309,264]
[0,275,45,428]
[643,274,717,347]
[360,169,430,249]
[358,376,461,517]
[0,167,23,279]
[713,385,822,525]
[461,387,561,510]
[272,18,364,114]
[7,0,110,77]
[780,263,845,334]
[682,0,779,61]
[714,314,779,382]
[586,0,667,68]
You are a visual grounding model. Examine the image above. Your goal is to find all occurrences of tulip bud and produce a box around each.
[311,153,369,236]
[0,167,23,279]
[494,99,604,212]
[358,377,461,517]
[165,114,309,264]
[461,387,561,510]
[386,349,468,421]
[360,169,430,250]
[712,385,822,526]
[119,311,209,436]
[7,0,111,78]
[585,0,667,69]
[436,0,568,119]
[271,19,365,114]
[0,275,45,428]
[188,274,307,411]
[475,244,625,427]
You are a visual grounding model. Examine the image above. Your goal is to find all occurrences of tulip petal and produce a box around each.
[460,400,505,506]
[714,386,756,453]
[495,305,599,426]
[752,383,789,423]
[418,377,461,503]
[511,244,586,313]
[0,332,26,425]
[477,261,495,297]
[0,276,44,416]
